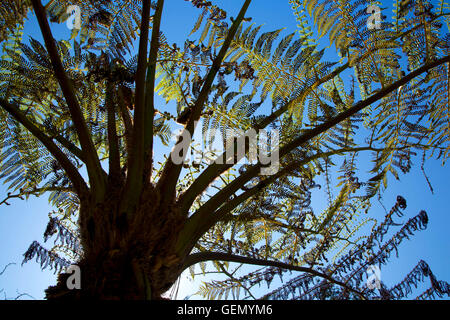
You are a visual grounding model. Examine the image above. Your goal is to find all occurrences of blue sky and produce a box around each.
[0,0,449,300]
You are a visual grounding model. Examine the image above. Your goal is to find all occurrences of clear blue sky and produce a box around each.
[0,0,449,300]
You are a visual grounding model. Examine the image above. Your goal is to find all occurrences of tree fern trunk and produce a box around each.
[45,185,187,300]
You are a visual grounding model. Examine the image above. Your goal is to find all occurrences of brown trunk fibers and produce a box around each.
[45,183,186,300]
